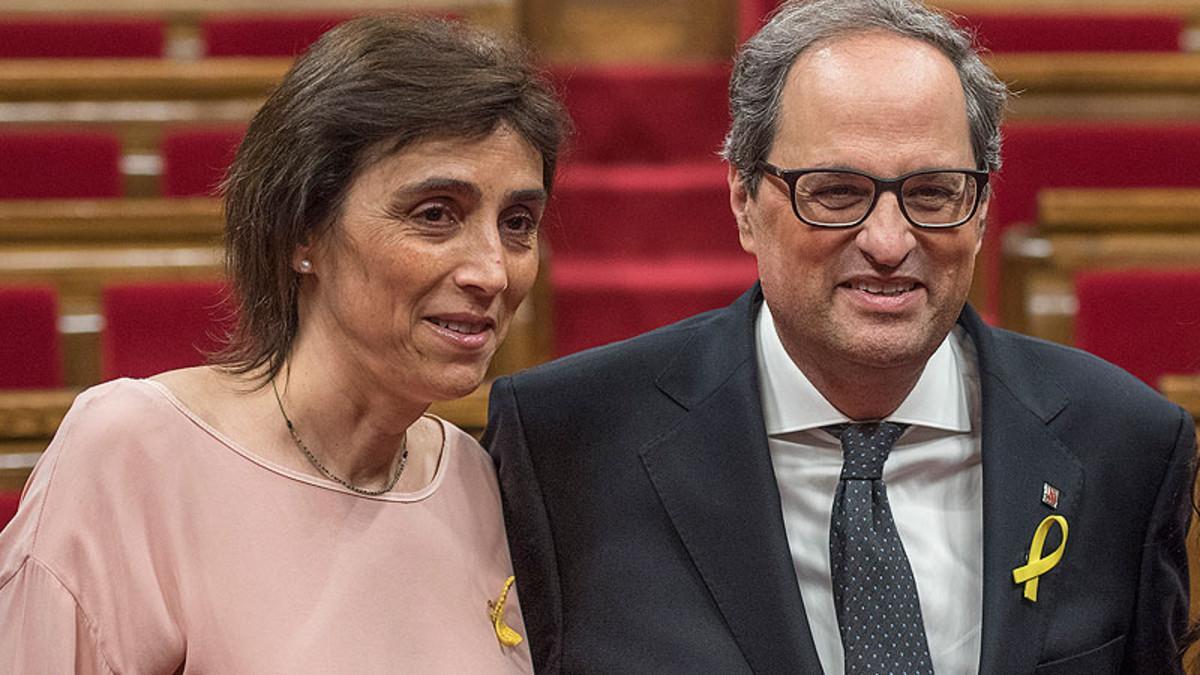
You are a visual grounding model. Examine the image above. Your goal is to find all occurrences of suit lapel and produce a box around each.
[961,308,1084,675]
[639,285,824,674]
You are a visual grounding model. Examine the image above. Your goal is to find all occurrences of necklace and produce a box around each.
[271,378,408,496]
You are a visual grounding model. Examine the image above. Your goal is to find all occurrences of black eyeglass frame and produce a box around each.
[758,162,990,229]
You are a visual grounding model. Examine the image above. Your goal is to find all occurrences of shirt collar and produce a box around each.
[755,302,974,435]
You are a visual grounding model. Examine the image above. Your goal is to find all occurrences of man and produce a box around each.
[485,1,1196,672]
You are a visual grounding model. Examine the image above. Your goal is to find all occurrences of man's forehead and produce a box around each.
[787,30,957,87]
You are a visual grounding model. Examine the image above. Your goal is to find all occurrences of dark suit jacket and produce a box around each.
[485,284,1195,674]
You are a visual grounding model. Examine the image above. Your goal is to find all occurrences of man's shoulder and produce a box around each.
[507,304,731,395]
[984,325,1184,426]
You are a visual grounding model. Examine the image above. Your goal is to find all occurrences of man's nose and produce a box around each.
[855,192,917,268]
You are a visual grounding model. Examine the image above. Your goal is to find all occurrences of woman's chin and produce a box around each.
[427,364,490,402]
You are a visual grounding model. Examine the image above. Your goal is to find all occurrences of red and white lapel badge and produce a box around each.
[1041,482,1061,510]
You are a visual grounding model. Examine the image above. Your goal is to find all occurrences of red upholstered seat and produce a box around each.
[552,255,758,356]
[0,18,164,58]
[1074,269,1200,387]
[547,162,739,258]
[200,13,356,57]
[957,13,1185,53]
[553,63,730,164]
[982,122,1200,319]
[101,281,235,380]
[161,126,246,197]
[0,491,20,532]
[737,2,1185,52]
[0,130,122,199]
[0,285,62,389]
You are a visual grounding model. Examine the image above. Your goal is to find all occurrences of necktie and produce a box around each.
[826,422,933,675]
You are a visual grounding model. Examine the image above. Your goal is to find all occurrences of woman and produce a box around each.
[0,16,567,672]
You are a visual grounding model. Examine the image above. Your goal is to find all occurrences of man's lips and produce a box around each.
[839,278,921,296]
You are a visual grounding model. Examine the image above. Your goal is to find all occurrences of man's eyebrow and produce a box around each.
[509,188,548,204]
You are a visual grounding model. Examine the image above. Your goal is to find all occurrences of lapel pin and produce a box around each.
[488,575,524,648]
[1041,482,1061,509]
[1012,514,1069,602]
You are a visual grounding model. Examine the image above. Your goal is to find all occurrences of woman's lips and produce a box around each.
[424,315,494,350]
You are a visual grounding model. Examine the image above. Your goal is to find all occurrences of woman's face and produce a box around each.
[297,125,546,403]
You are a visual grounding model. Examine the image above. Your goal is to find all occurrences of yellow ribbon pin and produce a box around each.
[1011,515,1068,602]
[488,575,524,648]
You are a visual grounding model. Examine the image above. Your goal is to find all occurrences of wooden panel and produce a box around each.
[1001,230,1200,343]
[0,380,491,492]
[0,58,290,102]
[524,0,737,63]
[1039,188,1200,232]
[0,197,223,244]
[1162,374,1200,418]
[1001,187,1200,342]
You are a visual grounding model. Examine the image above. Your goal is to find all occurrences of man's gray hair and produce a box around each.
[722,0,1009,194]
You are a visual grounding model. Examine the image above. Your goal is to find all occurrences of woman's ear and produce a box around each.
[292,244,315,274]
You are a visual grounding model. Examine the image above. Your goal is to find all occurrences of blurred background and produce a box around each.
[0,0,1198,573]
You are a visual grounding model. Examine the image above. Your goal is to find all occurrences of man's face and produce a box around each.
[730,31,986,377]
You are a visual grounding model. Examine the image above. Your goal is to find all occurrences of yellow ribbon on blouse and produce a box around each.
[1011,515,1068,602]
[489,575,524,648]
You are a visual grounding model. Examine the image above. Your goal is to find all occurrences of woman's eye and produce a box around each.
[502,213,538,236]
[415,205,452,224]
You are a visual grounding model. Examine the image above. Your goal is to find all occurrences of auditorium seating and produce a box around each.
[553,63,730,164]
[959,13,1186,53]
[0,491,18,531]
[741,2,1189,53]
[547,62,745,355]
[983,122,1200,320]
[161,126,246,197]
[1074,269,1200,387]
[200,13,355,57]
[0,130,123,200]
[101,281,234,380]
[0,285,62,389]
[1000,187,1200,345]
[0,17,165,59]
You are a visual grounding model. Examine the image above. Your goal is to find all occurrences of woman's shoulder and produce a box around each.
[61,377,178,436]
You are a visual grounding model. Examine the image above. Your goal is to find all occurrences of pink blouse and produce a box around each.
[0,379,533,674]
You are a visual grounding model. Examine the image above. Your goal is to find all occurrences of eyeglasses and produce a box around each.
[758,162,989,229]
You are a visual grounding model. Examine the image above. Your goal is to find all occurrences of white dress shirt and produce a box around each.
[755,302,983,675]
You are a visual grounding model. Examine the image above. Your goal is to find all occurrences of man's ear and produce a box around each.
[728,164,757,255]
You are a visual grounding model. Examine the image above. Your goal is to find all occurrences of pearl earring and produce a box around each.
[299,259,313,273]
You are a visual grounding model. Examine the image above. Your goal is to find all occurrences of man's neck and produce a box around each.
[787,348,928,421]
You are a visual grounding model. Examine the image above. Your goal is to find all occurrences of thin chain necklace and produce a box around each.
[271,378,408,496]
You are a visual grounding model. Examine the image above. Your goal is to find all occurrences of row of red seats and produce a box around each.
[738,1,1191,51]
[1,9,1190,60]
[4,268,1196,393]
[0,282,231,389]
[0,128,242,199]
[0,14,395,59]
[7,118,1200,357]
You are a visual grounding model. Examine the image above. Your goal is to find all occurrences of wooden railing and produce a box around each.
[1000,188,1200,344]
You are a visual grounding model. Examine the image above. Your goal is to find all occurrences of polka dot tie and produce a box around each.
[826,422,933,675]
